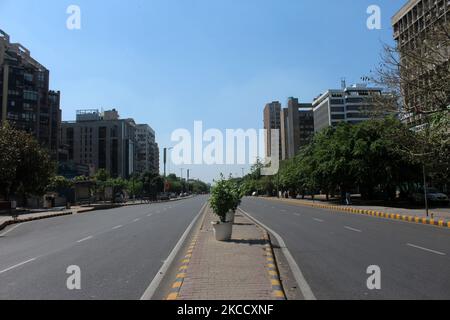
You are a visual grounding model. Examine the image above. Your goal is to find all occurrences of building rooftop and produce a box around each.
[392,0,420,25]
[0,29,47,71]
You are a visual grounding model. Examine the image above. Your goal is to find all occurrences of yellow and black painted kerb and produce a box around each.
[166,237,198,300]
[262,230,286,300]
[271,198,450,229]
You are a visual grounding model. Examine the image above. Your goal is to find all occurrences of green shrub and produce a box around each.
[210,175,242,223]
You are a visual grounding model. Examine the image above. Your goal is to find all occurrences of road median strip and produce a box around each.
[166,205,286,300]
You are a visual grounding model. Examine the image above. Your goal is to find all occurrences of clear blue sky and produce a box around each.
[0,0,405,182]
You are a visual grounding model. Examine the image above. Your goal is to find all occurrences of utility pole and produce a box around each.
[163,148,167,178]
[163,148,167,193]
[180,168,184,193]
[187,169,190,194]
[423,164,429,217]
[163,147,173,193]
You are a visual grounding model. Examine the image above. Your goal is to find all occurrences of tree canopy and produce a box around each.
[0,124,55,200]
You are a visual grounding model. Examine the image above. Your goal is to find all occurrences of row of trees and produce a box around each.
[241,116,449,202]
[0,124,209,204]
[241,19,450,203]
[49,169,210,202]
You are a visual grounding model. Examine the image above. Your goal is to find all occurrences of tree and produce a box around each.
[47,176,74,193]
[141,172,164,200]
[277,119,422,201]
[372,18,450,116]
[0,124,55,200]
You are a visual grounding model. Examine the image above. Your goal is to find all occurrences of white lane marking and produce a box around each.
[133,218,141,223]
[147,213,153,217]
[0,258,37,275]
[344,226,362,233]
[0,223,25,237]
[294,213,301,217]
[140,201,208,300]
[313,218,324,223]
[112,225,123,230]
[406,243,446,256]
[76,236,93,243]
[239,208,316,301]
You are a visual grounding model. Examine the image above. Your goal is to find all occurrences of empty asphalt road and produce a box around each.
[240,197,450,300]
[0,196,208,300]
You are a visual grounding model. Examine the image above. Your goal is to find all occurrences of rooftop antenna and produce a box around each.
[341,78,346,90]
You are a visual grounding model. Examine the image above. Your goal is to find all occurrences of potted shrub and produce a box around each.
[210,177,236,241]
[226,181,243,224]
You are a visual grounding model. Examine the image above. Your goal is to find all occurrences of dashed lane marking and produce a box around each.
[406,243,446,256]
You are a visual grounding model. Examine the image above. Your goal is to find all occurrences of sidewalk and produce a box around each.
[0,205,95,231]
[169,206,284,300]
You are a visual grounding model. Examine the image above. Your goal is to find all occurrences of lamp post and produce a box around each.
[423,164,429,217]
[163,147,174,193]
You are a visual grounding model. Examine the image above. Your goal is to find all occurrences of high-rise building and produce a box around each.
[263,101,282,160]
[135,124,160,175]
[312,84,383,133]
[283,98,314,159]
[61,109,137,179]
[0,29,61,160]
[392,0,449,127]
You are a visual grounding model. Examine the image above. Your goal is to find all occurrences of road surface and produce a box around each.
[240,197,450,300]
[0,196,207,300]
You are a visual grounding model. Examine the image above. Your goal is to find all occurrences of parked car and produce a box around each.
[158,193,170,201]
[114,193,125,203]
[411,188,449,206]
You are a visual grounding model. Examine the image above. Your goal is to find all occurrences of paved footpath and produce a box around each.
[0,206,94,231]
[171,206,283,300]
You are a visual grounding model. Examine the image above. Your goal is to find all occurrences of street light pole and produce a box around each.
[423,164,429,217]
[163,147,174,193]
[187,169,190,194]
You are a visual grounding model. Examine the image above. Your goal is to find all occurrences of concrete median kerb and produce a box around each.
[166,237,199,301]
[267,197,450,229]
[261,230,287,300]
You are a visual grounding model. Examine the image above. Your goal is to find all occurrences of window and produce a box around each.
[24,73,33,82]
[23,90,38,101]
[331,99,344,105]
[331,107,345,113]
[331,114,345,120]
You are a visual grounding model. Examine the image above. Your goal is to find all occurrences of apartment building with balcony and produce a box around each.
[0,29,61,160]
